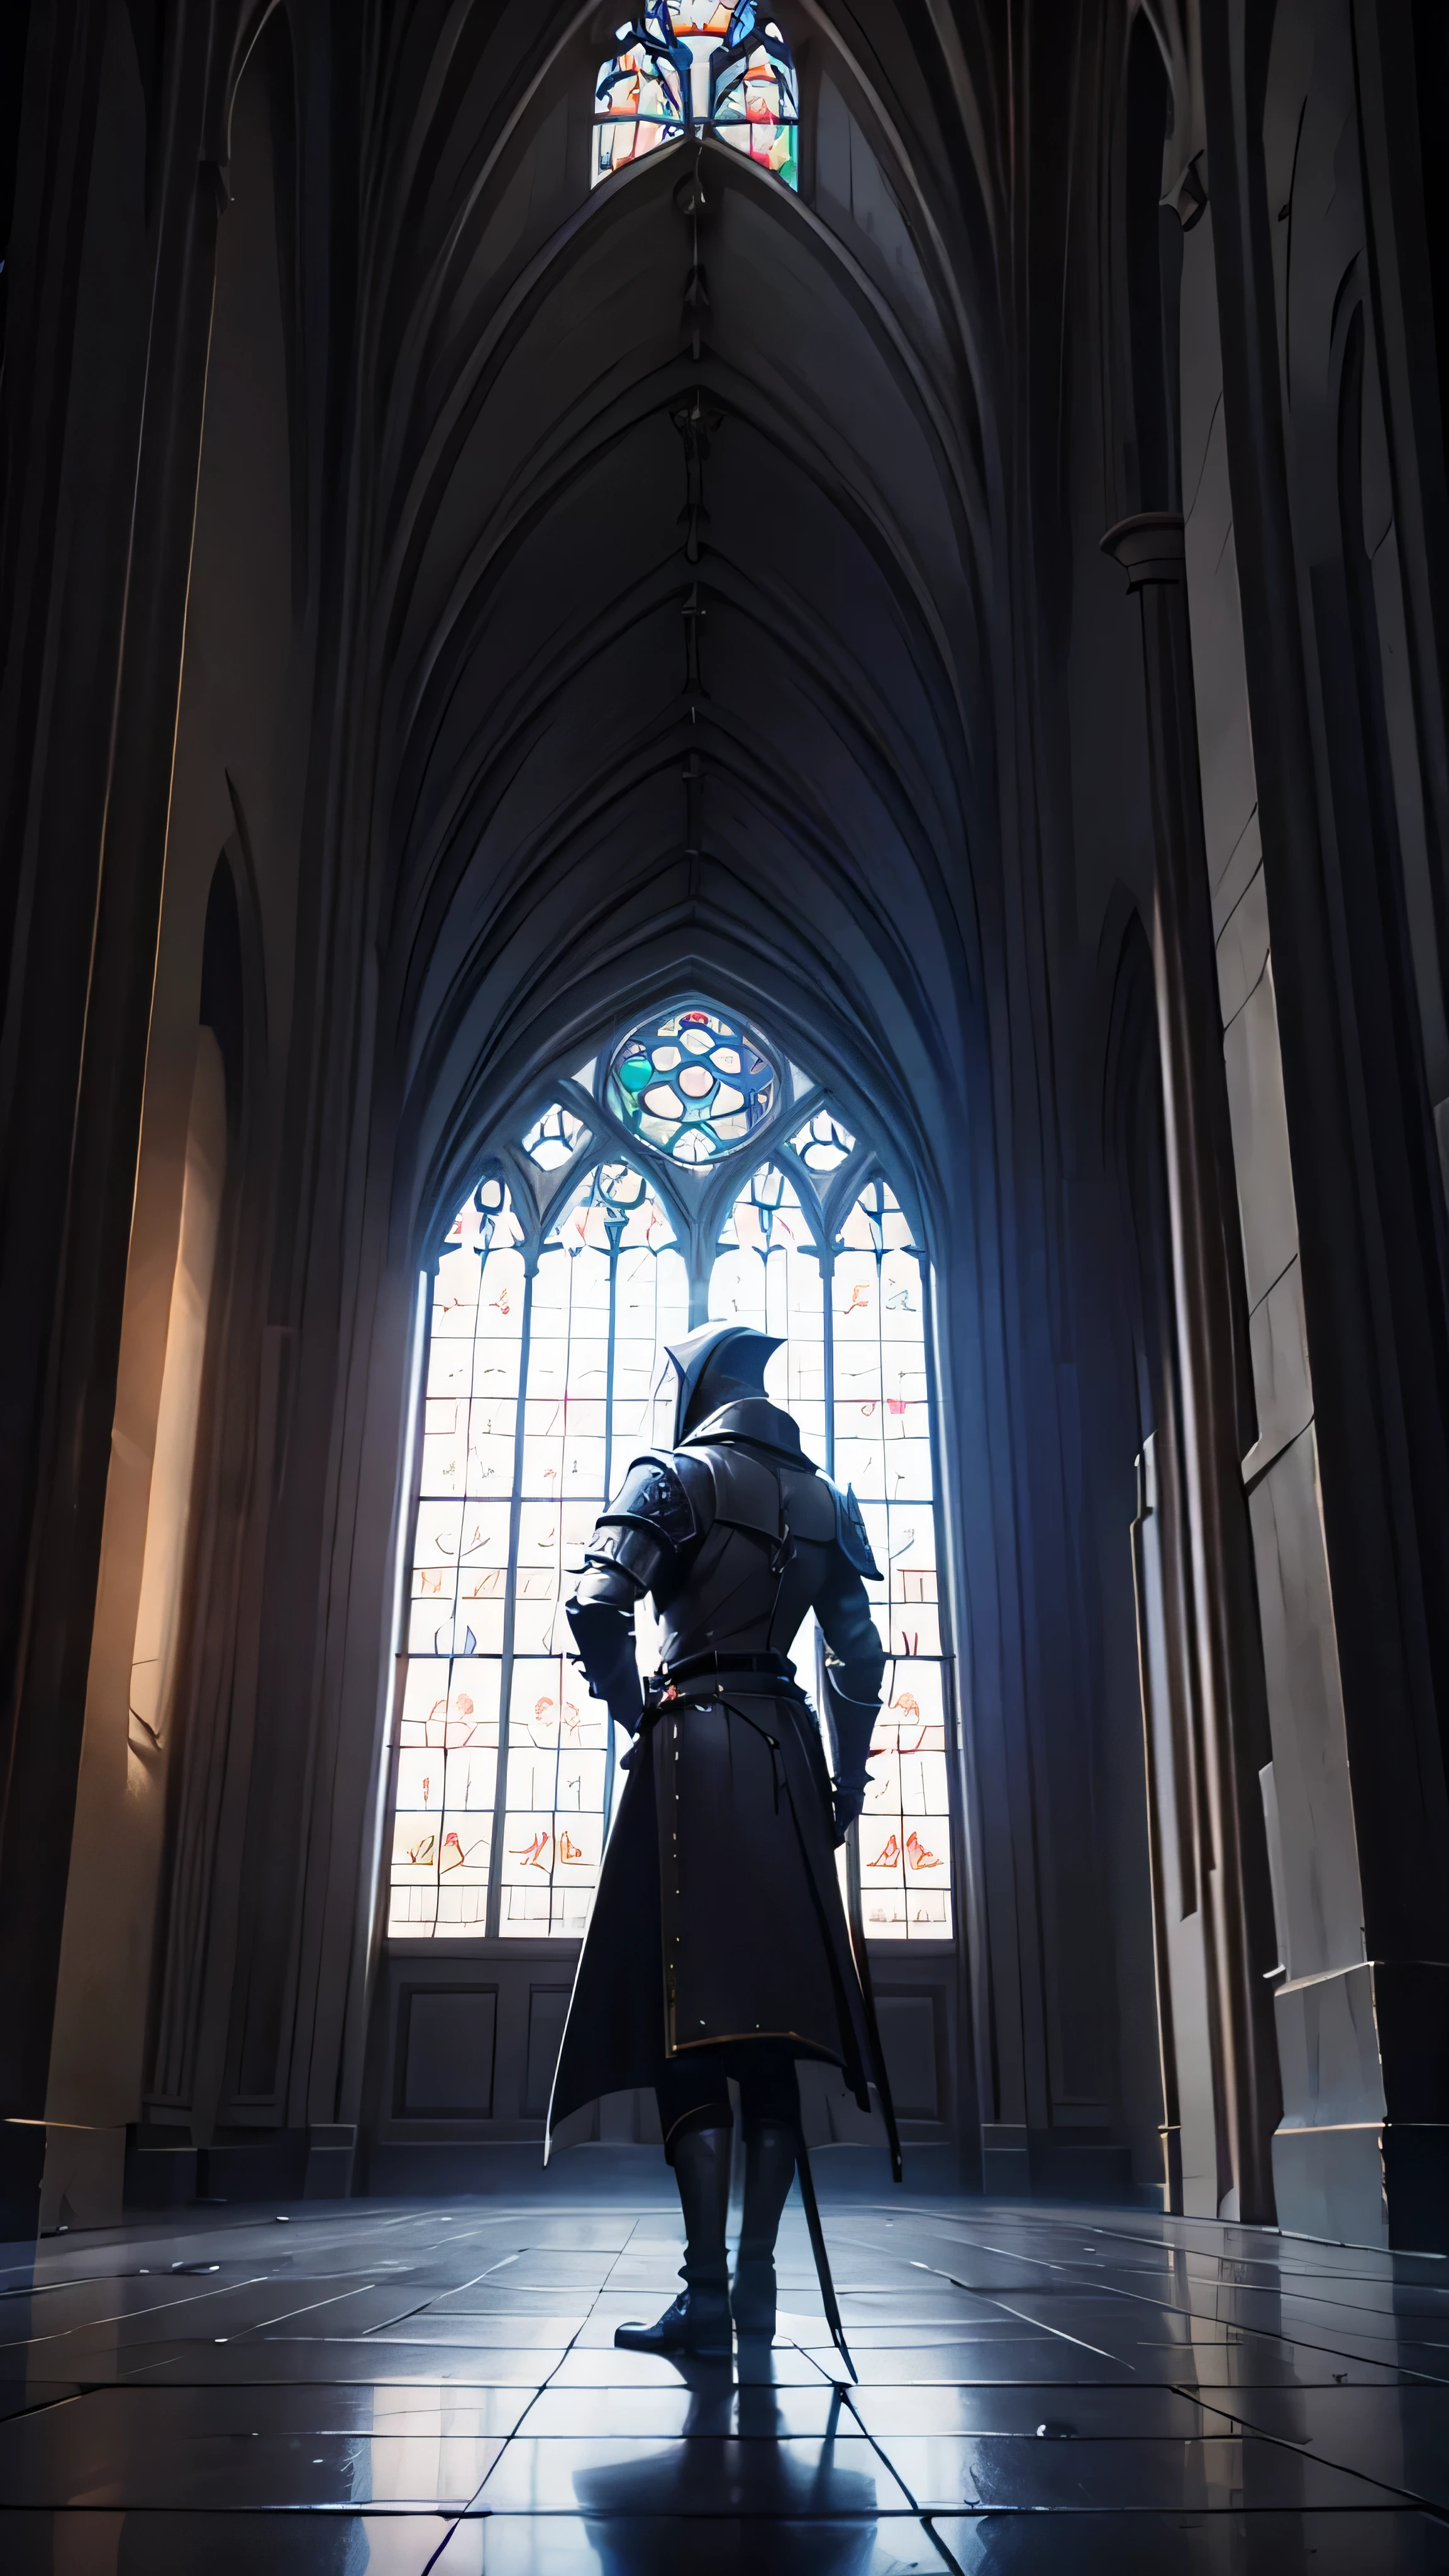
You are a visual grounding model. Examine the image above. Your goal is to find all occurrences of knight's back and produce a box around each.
[567,1319,884,1723]
[655,1396,846,1667]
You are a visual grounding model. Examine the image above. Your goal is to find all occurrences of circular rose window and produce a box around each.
[608,1004,778,1164]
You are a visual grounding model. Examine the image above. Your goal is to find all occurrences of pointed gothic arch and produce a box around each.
[386,1000,952,1948]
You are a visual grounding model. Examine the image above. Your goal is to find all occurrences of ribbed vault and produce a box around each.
[340,4,1007,1246]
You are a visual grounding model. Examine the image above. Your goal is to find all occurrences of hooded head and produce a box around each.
[662,1321,782,1445]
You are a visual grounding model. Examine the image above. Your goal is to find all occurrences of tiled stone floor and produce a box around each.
[1,2173,1448,2570]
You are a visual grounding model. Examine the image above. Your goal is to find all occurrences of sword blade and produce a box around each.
[794,2128,856,2382]
[821,1662,904,2187]
[846,1818,904,2187]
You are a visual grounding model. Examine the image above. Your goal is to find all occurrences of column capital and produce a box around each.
[1101,511,1187,589]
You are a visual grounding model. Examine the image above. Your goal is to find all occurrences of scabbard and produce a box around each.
[793,2124,856,2382]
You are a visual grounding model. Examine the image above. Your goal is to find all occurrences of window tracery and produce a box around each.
[609,1002,777,1162]
[522,1104,587,1169]
[791,1108,856,1172]
[387,1012,948,1945]
[592,2,799,191]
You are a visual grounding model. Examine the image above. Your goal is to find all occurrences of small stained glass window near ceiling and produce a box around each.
[609,1003,777,1164]
[523,1104,588,1170]
[791,1108,856,1172]
[387,1026,948,1948]
[592,1,799,191]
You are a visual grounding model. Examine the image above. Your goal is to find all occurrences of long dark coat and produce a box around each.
[547,1399,889,2146]
[547,1672,877,2143]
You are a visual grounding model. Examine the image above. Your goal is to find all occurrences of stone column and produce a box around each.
[0,11,226,2238]
[1102,510,1282,2223]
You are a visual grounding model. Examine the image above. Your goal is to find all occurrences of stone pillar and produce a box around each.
[1199,0,1449,2249]
[1102,510,1283,2224]
[0,10,225,2236]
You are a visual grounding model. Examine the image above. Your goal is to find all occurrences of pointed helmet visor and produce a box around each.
[662,1321,782,1445]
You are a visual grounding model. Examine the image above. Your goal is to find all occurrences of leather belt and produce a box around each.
[658,1649,796,1689]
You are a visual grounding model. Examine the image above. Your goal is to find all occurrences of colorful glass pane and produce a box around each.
[710,1162,826,1458]
[609,1005,777,1163]
[389,1181,522,1936]
[592,7,689,185]
[791,1108,856,1174]
[389,1160,689,1941]
[833,1177,950,1940]
[709,10,799,185]
[859,1659,952,1939]
[592,1,798,191]
[522,1104,588,1170]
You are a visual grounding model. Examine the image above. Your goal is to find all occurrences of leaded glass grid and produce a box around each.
[386,1049,950,1947]
[592,2,799,191]
[709,1162,826,1459]
[609,1004,777,1164]
[833,1179,950,1939]
[388,1168,687,1938]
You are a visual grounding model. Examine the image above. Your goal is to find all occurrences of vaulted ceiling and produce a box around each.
[336,4,1021,1247]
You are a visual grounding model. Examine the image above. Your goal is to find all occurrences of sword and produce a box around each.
[845,1819,904,2188]
[793,2123,857,2382]
[821,1663,904,2187]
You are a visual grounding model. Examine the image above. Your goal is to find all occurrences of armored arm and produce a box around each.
[565,1454,704,1735]
[816,1482,886,1840]
[567,1565,645,1737]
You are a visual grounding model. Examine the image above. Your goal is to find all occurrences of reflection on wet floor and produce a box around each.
[1,2178,1447,2571]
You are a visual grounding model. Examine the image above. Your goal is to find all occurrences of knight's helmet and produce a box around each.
[662,1321,782,1446]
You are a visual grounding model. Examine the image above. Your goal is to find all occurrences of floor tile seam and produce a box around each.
[0,2501,1438,2524]
[965,2263,1449,2379]
[974,2297,1136,2368]
[1119,2289,1449,2323]
[848,2426,1322,2445]
[0,2273,274,2350]
[0,2276,150,2302]
[839,2382,926,2511]
[0,2389,84,2424]
[792,2359,1146,2383]
[377,2254,527,2333]
[918,2514,969,2576]
[426,2428,882,2442]
[0,2500,465,2522]
[453,2503,931,2519]
[462,2209,644,2505]
[450,2494,1439,2520]
[225,2282,397,2341]
[1182,2383,1449,2517]
[923,2501,1449,2521]
[1074,2215,1448,2272]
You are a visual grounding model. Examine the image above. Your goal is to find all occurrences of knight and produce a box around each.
[548,1319,897,2358]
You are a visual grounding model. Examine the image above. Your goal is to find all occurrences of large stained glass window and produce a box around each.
[386,1009,948,1945]
[592,2,799,191]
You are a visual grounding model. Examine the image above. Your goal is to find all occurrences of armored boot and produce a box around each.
[731,2123,797,2338]
[615,2121,733,2355]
